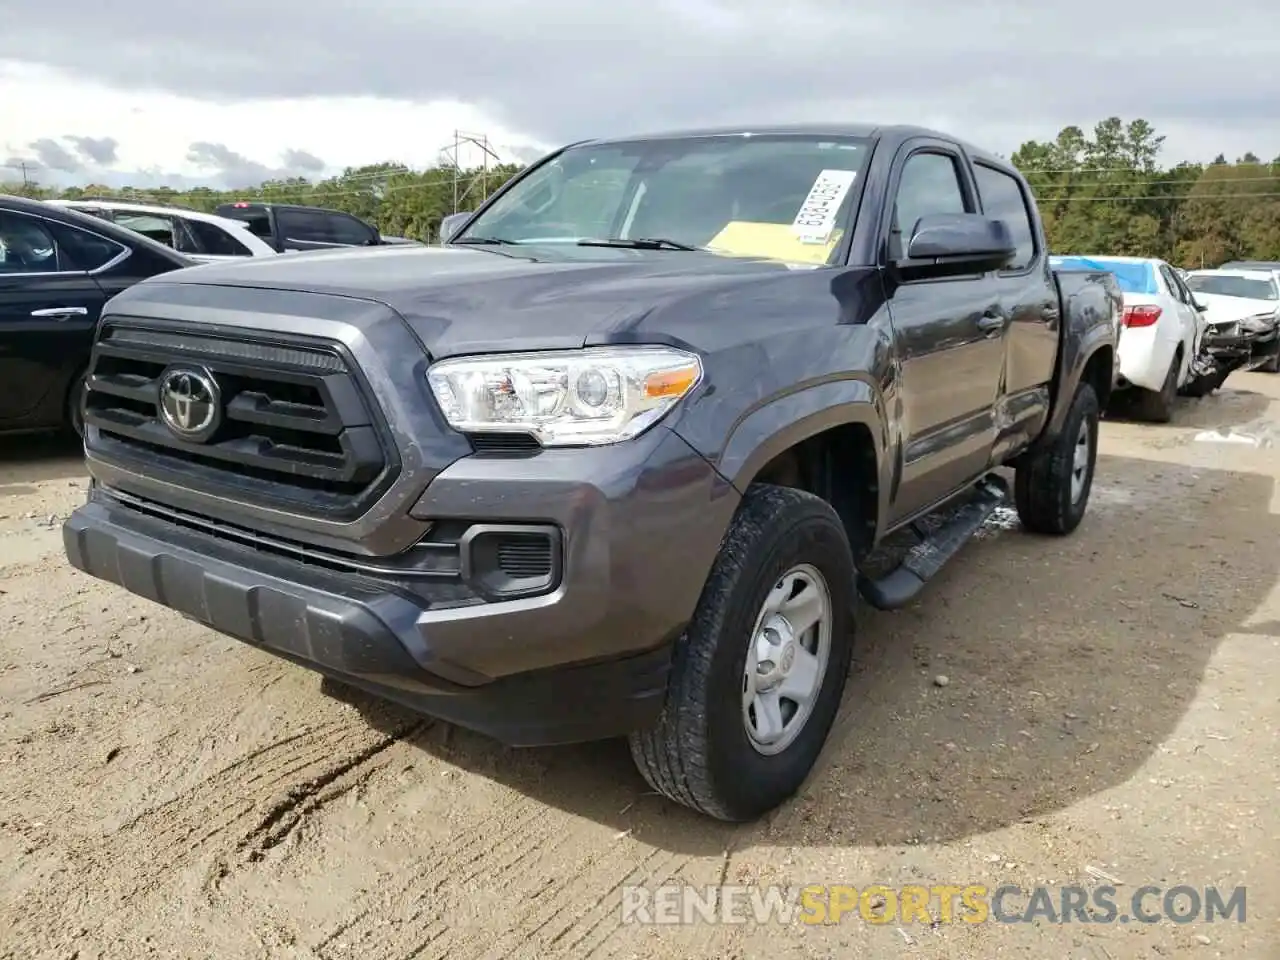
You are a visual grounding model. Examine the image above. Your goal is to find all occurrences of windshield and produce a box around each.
[1186,274,1278,301]
[455,134,872,264]
[1051,256,1156,294]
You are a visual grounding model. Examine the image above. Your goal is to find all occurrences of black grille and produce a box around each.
[83,322,398,520]
[497,535,554,578]
[468,432,542,453]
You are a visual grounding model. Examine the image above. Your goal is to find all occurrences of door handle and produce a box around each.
[977,312,1006,334]
[30,307,88,319]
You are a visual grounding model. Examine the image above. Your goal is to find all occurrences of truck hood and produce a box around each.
[147,244,818,358]
[1193,293,1279,326]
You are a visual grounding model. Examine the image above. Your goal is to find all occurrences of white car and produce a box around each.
[1184,268,1280,373]
[46,199,278,263]
[1050,255,1204,422]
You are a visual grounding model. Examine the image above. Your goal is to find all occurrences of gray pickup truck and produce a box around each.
[63,124,1118,822]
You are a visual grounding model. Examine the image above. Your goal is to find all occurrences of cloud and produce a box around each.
[67,135,118,165]
[184,141,333,188]
[282,148,325,173]
[1,1,1278,170]
[29,137,84,173]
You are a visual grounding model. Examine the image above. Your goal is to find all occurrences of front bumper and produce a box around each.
[64,426,739,747]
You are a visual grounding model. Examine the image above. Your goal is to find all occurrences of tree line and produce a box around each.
[5,118,1279,267]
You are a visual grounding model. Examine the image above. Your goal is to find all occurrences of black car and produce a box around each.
[213,202,384,253]
[0,195,193,438]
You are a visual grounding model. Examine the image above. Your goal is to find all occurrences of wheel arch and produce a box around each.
[714,381,887,563]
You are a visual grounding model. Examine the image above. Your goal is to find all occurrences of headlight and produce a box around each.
[426,346,703,446]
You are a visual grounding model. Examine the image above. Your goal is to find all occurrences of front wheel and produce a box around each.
[628,483,856,821]
[1014,379,1100,536]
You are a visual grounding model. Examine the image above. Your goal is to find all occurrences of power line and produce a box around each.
[1038,192,1280,202]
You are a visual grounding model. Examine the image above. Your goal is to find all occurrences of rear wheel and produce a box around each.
[1132,350,1180,423]
[628,483,855,821]
[1014,379,1100,536]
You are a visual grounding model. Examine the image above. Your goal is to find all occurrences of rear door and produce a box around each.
[882,141,1006,524]
[971,160,1057,461]
[0,210,113,425]
[1157,262,1202,377]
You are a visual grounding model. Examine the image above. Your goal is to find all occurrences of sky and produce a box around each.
[2,0,1278,191]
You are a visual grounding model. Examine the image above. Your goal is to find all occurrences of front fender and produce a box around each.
[675,378,889,533]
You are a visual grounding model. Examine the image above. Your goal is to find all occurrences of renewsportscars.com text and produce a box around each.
[621,883,1247,926]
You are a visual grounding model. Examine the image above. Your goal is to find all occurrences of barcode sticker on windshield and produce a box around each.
[792,169,857,243]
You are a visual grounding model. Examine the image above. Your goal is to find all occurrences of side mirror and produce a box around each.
[440,212,473,245]
[897,213,1016,279]
[1194,300,1209,312]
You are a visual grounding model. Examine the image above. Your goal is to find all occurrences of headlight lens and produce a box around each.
[426,346,703,446]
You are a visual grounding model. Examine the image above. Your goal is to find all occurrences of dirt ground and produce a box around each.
[2,374,1279,960]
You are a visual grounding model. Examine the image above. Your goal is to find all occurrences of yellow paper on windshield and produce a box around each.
[708,221,841,265]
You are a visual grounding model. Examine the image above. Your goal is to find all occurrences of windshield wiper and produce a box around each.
[452,236,520,245]
[576,237,701,251]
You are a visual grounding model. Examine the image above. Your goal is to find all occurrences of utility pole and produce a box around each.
[1,161,32,185]
[440,131,503,213]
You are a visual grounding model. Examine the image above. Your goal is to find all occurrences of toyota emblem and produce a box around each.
[157,366,221,442]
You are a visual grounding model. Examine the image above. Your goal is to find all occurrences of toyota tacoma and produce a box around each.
[63,124,1117,822]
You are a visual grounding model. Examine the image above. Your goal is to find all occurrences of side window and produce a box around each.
[46,222,127,271]
[974,164,1037,270]
[188,219,252,256]
[234,210,274,239]
[891,152,969,259]
[114,213,176,248]
[1159,264,1187,302]
[278,210,333,243]
[0,213,61,273]
[327,215,375,246]
[1172,272,1194,305]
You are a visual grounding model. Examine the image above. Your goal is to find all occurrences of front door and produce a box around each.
[884,145,1006,525]
[0,210,106,425]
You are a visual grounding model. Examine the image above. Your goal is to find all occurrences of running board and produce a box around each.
[857,473,1009,611]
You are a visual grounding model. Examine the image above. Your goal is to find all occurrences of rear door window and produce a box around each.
[187,219,252,256]
[217,205,274,240]
[326,214,376,246]
[277,209,335,244]
[974,163,1037,271]
[46,221,128,272]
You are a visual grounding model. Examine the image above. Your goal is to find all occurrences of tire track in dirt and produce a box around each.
[27,712,426,945]
[466,847,693,960]
[310,795,564,957]
[318,807,697,960]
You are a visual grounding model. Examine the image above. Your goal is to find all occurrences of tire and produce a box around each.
[1014,379,1100,536]
[66,370,88,440]
[1259,352,1279,373]
[628,483,856,821]
[1131,351,1180,423]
